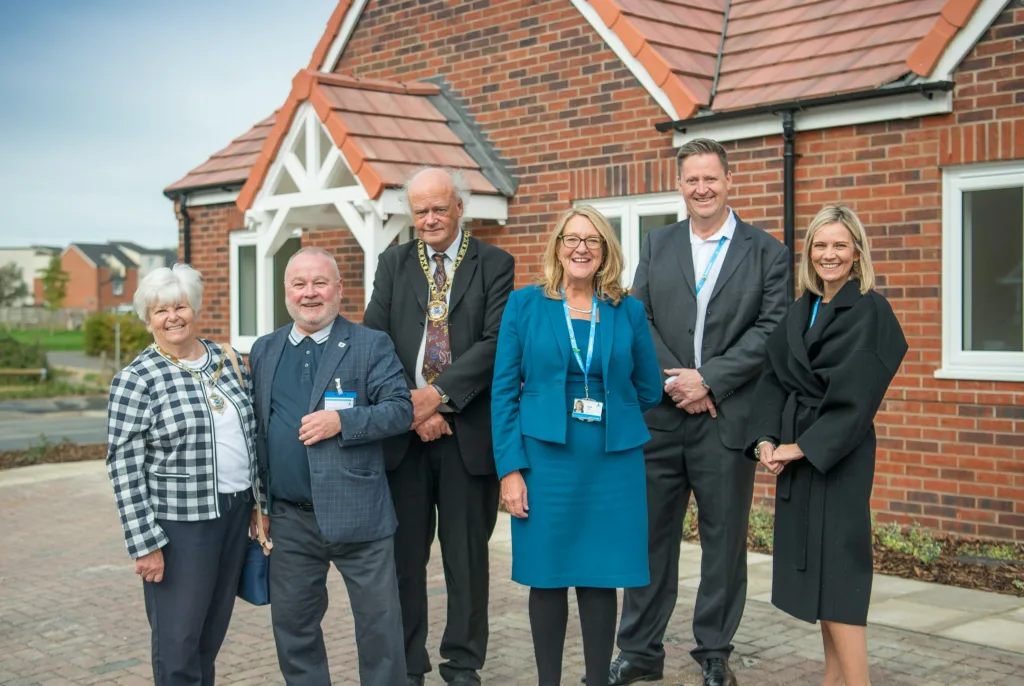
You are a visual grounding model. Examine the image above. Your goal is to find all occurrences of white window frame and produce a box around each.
[579,193,685,286]
[229,230,259,354]
[937,162,1024,382]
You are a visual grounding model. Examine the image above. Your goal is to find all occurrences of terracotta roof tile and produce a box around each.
[591,0,981,116]
[164,114,275,194]
[236,69,500,210]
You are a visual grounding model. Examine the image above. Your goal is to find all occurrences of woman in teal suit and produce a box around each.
[492,205,662,686]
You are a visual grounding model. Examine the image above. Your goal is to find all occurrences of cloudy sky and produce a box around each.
[0,0,338,250]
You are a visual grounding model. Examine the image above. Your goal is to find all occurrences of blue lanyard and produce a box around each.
[809,296,822,329]
[695,236,728,295]
[562,292,598,399]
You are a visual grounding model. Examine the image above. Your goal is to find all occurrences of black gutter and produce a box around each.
[655,80,955,133]
[179,194,191,265]
[782,111,796,297]
[708,0,731,105]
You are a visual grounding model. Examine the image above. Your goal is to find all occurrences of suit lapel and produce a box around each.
[403,242,429,314]
[261,328,289,427]
[545,295,571,365]
[598,298,614,390]
[787,294,814,373]
[672,221,697,298]
[709,221,752,301]
[309,316,352,412]
[804,279,862,349]
[447,237,478,315]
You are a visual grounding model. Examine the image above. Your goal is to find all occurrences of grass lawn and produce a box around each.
[3,328,84,351]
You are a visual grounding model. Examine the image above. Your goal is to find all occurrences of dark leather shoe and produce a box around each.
[448,672,481,686]
[581,656,664,685]
[406,676,424,686]
[701,658,736,686]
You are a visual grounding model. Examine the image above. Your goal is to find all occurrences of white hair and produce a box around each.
[402,166,471,229]
[133,263,204,321]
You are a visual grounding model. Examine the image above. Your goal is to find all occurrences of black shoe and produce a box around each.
[407,676,424,686]
[581,656,664,685]
[448,672,481,686]
[701,658,736,686]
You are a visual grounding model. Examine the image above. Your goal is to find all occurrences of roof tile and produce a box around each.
[164,114,275,194]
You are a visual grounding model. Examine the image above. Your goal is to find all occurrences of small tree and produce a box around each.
[38,256,69,332]
[0,262,28,307]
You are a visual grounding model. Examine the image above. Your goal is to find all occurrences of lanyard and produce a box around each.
[562,292,598,399]
[809,296,822,329]
[695,236,728,295]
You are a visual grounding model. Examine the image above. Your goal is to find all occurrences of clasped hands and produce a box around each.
[664,368,717,417]
[756,442,804,475]
[410,386,452,442]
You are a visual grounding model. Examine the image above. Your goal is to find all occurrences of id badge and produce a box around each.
[572,398,604,423]
[324,391,356,411]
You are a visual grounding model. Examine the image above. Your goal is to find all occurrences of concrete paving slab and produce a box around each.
[868,598,979,633]
[898,584,1024,614]
[938,617,1024,654]
[870,573,938,603]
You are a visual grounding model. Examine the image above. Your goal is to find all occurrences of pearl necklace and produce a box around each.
[567,304,593,314]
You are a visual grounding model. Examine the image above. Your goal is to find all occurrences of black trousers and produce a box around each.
[144,490,251,686]
[617,413,756,668]
[387,429,499,681]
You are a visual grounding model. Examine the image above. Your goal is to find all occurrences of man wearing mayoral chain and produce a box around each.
[364,166,516,686]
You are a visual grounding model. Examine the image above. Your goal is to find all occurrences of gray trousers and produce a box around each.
[144,490,251,686]
[617,412,756,669]
[268,500,406,686]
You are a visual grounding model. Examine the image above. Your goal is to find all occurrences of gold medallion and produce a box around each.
[208,392,227,414]
[418,232,470,323]
[427,300,448,322]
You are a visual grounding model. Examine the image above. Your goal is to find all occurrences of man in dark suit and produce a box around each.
[363,167,515,686]
[608,139,789,686]
[249,247,412,686]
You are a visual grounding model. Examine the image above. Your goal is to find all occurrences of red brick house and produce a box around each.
[165,0,1023,541]
[53,243,138,313]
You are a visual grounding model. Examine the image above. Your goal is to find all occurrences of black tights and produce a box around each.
[529,586,617,686]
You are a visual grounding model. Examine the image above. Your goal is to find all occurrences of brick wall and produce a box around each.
[62,249,99,311]
[178,202,243,341]
[724,5,1024,541]
[178,3,1024,540]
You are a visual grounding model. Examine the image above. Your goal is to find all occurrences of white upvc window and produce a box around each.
[578,193,685,286]
[229,229,302,353]
[938,163,1024,382]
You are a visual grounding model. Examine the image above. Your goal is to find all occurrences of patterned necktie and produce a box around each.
[422,253,451,383]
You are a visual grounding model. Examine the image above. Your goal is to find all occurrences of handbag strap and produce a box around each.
[221,342,272,556]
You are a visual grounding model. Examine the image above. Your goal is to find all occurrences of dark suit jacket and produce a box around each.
[634,214,789,449]
[363,235,516,476]
[249,315,413,543]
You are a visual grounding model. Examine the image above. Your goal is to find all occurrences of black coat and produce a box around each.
[746,280,907,625]
[362,235,515,476]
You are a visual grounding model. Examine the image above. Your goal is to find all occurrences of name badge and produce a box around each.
[572,398,603,423]
[324,391,356,411]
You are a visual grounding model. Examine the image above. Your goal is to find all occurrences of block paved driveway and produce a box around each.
[2,461,1023,686]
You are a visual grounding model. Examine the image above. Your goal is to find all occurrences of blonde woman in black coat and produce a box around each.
[746,205,907,686]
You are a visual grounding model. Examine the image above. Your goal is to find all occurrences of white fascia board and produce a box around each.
[930,0,1011,79]
[568,0,679,121]
[672,89,953,146]
[255,186,367,212]
[253,102,315,208]
[318,0,370,73]
[183,189,240,207]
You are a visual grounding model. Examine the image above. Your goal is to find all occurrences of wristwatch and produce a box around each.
[431,384,450,405]
[753,438,776,460]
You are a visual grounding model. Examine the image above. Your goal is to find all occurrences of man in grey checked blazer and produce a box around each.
[250,247,413,686]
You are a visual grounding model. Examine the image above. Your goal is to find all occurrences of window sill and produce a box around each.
[934,365,1024,383]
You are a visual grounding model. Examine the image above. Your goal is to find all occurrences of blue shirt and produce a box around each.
[267,323,332,503]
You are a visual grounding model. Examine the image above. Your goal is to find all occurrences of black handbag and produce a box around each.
[224,344,272,606]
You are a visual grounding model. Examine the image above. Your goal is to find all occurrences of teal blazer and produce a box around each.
[491,285,663,479]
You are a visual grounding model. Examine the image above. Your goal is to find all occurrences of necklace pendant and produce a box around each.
[208,392,227,415]
[427,299,448,322]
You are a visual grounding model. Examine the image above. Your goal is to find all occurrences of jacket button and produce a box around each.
[688,329,694,335]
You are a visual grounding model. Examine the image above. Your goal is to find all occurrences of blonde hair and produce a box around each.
[797,204,876,296]
[540,205,629,305]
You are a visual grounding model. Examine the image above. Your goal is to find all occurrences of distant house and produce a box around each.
[53,243,138,312]
[165,0,1024,541]
[112,242,178,279]
[0,246,60,306]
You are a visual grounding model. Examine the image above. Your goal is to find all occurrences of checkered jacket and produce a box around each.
[106,340,258,559]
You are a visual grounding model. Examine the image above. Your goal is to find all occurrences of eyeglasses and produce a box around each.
[560,235,603,250]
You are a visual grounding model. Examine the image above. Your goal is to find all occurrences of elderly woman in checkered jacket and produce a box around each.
[106,263,259,686]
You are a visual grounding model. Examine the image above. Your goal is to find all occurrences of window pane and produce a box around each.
[274,238,302,330]
[639,213,677,255]
[238,245,257,336]
[963,187,1023,352]
[607,216,622,247]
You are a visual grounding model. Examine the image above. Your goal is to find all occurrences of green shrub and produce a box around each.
[875,521,942,565]
[83,312,151,361]
[0,335,50,386]
[749,508,775,551]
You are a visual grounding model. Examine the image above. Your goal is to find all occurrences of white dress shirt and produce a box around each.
[414,231,463,398]
[691,209,737,369]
